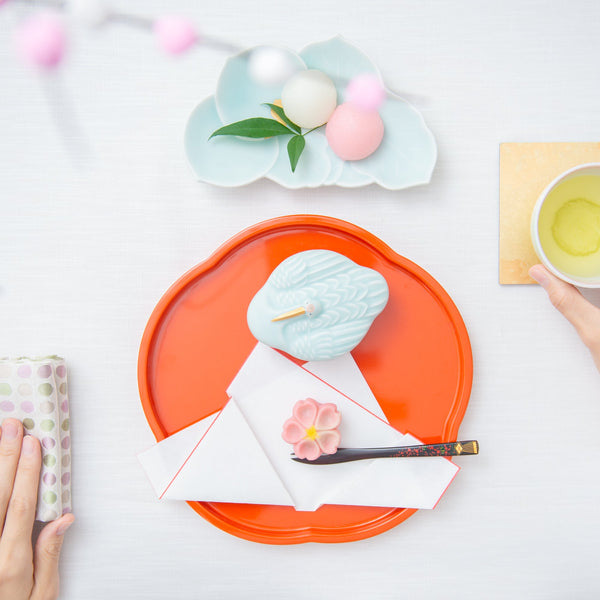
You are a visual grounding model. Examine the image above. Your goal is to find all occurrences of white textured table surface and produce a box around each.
[2,1,600,598]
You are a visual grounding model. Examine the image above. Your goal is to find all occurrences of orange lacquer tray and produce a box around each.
[138,215,473,544]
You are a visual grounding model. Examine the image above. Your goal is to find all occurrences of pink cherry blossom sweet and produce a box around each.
[282,398,341,461]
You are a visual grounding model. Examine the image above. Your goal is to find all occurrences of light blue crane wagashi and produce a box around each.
[247,249,389,361]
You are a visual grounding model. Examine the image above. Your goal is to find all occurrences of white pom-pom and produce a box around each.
[248,47,299,86]
[68,0,110,28]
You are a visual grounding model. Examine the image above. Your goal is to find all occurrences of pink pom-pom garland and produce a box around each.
[154,15,198,55]
[16,13,66,69]
[345,73,386,111]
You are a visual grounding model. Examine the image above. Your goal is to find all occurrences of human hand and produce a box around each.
[0,419,74,600]
[529,264,600,372]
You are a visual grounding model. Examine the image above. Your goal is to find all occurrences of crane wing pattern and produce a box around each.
[247,250,389,360]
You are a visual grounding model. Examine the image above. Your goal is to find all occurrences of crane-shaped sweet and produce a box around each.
[247,249,389,361]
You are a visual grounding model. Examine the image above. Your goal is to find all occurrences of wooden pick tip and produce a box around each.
[271,306,307,322]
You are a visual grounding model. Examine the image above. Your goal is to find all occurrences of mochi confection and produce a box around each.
[282,398,341,461]
[247,249,389,361]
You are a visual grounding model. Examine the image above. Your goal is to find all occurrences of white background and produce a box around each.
[2,0,600,598]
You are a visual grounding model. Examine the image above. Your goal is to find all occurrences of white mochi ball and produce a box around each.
[281,69,337,129]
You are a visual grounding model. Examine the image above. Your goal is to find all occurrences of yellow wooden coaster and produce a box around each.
[499,142,600,284]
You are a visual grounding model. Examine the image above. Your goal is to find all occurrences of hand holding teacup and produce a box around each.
[529,264,600,372]
[530,163,600,372]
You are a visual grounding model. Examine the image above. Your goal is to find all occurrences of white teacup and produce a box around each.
[530,163,600,288]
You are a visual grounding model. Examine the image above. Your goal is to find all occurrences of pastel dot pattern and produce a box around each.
[0,357,71,522]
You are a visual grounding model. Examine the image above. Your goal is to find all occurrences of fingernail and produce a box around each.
[22,435,36,455]
[56,516,74,536]
[529,266,550,289]
[2,420,18,441]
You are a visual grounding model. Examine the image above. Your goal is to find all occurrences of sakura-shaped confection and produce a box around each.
[282,398,341,461]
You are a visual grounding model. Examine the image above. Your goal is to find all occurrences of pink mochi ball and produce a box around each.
[325,102,384,161]
[154,16,198,54]
[16,14,66,69]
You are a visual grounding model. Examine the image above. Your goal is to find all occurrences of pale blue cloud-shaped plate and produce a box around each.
[184,37,437,190]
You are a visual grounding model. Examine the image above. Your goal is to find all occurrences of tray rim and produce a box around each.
[137,214,473,544]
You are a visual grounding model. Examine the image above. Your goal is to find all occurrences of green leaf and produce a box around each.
[262,103,301,134]
[287,135,306,172]
[209,118,294,140]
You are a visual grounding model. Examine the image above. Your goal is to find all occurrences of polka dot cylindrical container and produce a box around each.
[0,356,72,521]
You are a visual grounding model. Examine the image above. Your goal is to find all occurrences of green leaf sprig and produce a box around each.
[209,103,323,173]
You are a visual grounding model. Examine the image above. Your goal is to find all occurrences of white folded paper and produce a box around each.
[138,343,459,511]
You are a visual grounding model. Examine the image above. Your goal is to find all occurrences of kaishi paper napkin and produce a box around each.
[139,343,459,511]
[0,357,72,522]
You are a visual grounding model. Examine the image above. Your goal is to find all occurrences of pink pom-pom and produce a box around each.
[16,13,66,69]
[345,73,386,111]
[0,0,10,8]
[154,15,198,55]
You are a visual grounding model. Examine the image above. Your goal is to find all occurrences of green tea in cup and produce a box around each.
[531,164,600,288]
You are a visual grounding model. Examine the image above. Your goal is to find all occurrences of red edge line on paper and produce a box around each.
[159,410,223,499]
[157,361,386,501]
[298,363,393,427]
[300,362,461,508]
[158,356,459,506]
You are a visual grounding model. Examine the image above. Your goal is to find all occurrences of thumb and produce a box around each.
[529,265,600,366]
[31,513,75,600]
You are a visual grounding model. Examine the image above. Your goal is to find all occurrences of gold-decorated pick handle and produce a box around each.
[292,440,479,465]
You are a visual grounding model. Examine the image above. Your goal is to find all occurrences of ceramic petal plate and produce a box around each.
[184,37,437,190]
